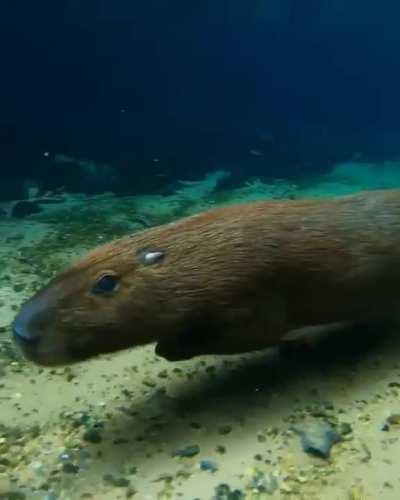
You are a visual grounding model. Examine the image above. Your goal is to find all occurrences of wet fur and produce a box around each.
[14,189,400,365]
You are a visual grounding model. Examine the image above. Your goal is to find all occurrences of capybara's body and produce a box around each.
[12,189,400,366]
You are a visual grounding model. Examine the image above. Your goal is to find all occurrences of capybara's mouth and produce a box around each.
[13,325,71,367]
[13,322,41,362]
[12,292,71,365]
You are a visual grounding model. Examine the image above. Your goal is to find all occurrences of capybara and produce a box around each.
[12,189,400,366]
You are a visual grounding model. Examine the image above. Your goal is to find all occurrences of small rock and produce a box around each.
[256,432,266,443]
[83,428,103,444]
[218,425,232,435]
[0,493,27,500]
[293,420,342,459]
[103,474,130,487]
[113,437,129,445]
[172,444,200,458]
[200,459,218,472]
[386,413,400,426]
[142,377,157,388]
[247,469,278,495]
[213,484,245,500]
[125,486,138,498]
[61,462,80,474]
[338,422,353,436]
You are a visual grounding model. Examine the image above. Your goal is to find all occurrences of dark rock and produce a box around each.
[172,444,200,458]
[213,484,245,500]
[248,469,278,495]
[200,459,218,472]
[382,413,400,431]
[293,420,342,459]
[218,425,232,435]
[83,428,103,444]
[61,462,79,474]
[0,493,27,500]
[103,474,130,487]
[386,414,400,426]
[11,201,42,218]
[338,422,353,436]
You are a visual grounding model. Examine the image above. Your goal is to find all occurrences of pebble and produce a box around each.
[386,413,400,426]
[1,493,27,500]
[382,413,400,431]
[338,422,353,436]
[82,428,103,444]
[200,459,218,472]
[61,461,80,474]
[213,484,245,500]
[247,468,278,495]
[293,420,342,459]
[172,444,200,458]
[103,474,131,487]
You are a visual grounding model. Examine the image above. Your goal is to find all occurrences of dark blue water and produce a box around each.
[2,0,400,198]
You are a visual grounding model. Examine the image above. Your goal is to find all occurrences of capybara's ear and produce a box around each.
[136,248,166,266]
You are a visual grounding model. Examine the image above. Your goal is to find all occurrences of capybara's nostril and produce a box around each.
[13,323,39,345]
[13,311,40,344]
[12,297,48,344]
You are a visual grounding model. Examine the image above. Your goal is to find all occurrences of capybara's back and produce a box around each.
[12,189,400,366]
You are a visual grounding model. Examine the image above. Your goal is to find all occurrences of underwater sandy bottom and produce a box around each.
[1,162,400,499]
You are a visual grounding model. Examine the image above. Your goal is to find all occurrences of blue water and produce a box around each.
[2,0,400,200]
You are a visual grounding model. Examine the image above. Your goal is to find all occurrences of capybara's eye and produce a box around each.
[91,274,119,295]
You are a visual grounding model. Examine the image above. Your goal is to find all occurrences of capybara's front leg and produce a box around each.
[155,323,288,361]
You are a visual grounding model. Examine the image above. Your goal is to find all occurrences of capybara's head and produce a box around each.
[12,232,182,366]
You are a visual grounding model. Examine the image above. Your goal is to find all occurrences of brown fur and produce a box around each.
[13,189,400,366]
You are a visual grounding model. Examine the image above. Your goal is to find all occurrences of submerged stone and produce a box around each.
[61,462,79,474]
[103,474,130,487]
[200,459,218,472]
[82,428,103,444]
[0,493,27,500]
[213,484,245,500]
[171,444,200,458]
[293,420,342,459]
[247,469,278,495]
